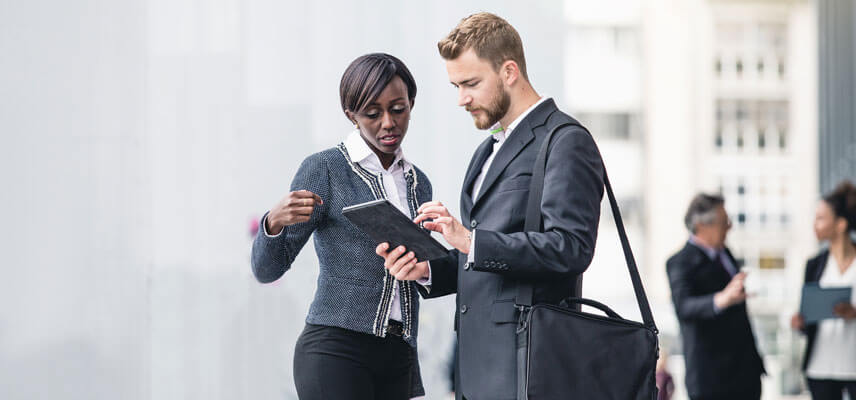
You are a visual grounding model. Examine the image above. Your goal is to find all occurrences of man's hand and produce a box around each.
[376,243,429,281]
[713,271,748,310]
[414,201,471,253]
[834,302,856,320]
[265,190,323,235]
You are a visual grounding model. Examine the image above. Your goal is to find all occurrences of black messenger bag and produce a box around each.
[515,123,660,399]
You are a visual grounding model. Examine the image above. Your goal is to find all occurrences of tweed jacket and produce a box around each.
[251,143,432,397]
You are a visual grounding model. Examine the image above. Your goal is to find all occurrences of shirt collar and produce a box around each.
[488,96,550,143]
[688,235,721,260]
[343,130,408,172]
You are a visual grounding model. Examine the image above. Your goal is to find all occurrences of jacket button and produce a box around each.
[460,305,468,314]
[470,219,478,228]
[464,262,472,271]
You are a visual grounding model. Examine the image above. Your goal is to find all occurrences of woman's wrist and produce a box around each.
[265,215,285,236]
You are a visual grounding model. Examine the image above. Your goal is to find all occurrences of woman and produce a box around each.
[791,180,856,399]
[251,53,431,399]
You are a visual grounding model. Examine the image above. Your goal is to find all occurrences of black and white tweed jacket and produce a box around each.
[251,144,432,396]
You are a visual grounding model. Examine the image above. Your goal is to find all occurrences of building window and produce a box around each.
[759,253,786,269]
[738,212,747,225]
[576,112,640,140]
[715,130,724,148]
[758,130,766,149]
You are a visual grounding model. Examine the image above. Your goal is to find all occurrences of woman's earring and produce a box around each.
[354,121,359,129]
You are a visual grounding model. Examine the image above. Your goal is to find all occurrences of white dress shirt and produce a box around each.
[806,255,856,379]
[343,130,415,322]
[467,97,549,263]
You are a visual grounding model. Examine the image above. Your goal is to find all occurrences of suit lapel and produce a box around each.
[473,120,534,206]
[460,137,496,219]
[814,251,829,281]
[710,249,733,283]
[686,243,730,285]
[465,99,559,213]
[463,137,495,200]
[723,247,741,277]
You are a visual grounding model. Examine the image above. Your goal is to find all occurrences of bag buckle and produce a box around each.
[516,305,530,334]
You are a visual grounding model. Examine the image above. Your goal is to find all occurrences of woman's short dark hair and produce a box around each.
[339,53,417,120]
[823,180,856,233]
[684,193,725,233]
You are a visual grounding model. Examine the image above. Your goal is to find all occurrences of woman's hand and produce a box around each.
[265,190,323,235]
[790,313,805,331]
[375,243,429,281]
[413,201,471,254]
[834,302,856,320]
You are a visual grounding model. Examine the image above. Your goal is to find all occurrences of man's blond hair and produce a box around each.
[438,12,528,80]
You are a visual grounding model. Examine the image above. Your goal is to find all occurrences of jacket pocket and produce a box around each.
[495,175,531,193]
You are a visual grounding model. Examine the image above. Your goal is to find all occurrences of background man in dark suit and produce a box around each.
[667,193,766,400]
[376,12,605,400]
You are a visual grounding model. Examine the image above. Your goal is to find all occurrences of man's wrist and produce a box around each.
[464,230,472,253]
[713,291,727,310]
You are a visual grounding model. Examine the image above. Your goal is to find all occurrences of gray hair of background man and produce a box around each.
[684,193,726,233]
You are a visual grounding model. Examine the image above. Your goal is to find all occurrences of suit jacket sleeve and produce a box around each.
[418,249,460,298]
[667,256,718,320]
[471,126,604,280]
[251,154,330,283]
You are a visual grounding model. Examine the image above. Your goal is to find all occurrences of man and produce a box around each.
[667,194,766,400]
[376,12,605,400]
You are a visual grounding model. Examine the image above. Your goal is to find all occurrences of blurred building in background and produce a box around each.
[0,1,566,399]
[819,0,856,194]
[565,0,817,398]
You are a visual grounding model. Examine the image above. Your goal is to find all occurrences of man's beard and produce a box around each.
[468,82,511,130]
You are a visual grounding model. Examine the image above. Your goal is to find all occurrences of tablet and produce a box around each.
[342,199,449,262]
[800,283,853,323]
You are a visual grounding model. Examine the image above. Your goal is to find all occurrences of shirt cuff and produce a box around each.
[416,262,432,292]
[466,230,476,263]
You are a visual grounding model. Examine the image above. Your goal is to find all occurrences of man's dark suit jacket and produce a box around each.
[799,250,829,371]
[421,99,605,400]
[666,243,766,398]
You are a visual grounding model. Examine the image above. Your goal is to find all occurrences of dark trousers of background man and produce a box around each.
[808,378,856,400]
[690,378,761,400]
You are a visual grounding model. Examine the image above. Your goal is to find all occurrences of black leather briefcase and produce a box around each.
[515,123,659,399]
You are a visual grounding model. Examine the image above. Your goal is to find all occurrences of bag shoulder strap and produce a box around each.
[518,122,657,332]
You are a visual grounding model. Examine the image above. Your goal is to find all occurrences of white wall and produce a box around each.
[0,1,566,399]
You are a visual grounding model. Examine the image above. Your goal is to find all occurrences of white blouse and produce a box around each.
[806,254,856,379]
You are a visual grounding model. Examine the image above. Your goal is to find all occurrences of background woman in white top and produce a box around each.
[791,180,856,400]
